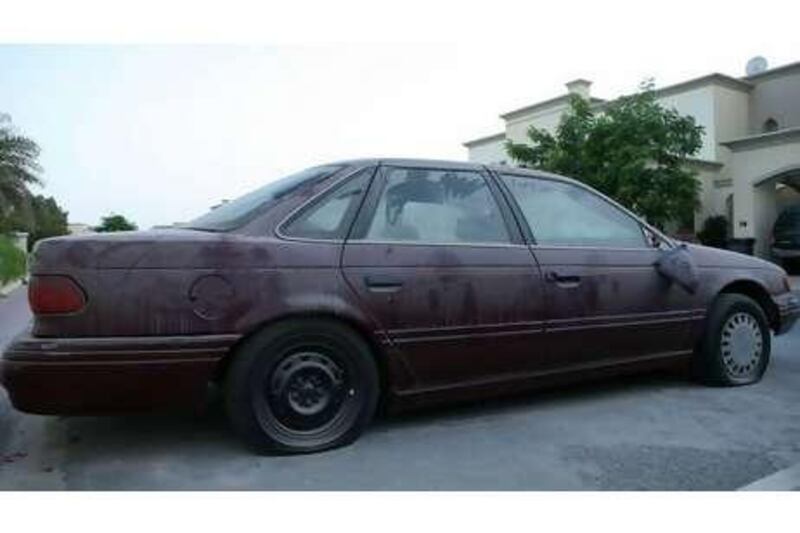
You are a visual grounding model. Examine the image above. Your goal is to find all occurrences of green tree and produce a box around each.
[27,194,69,248]
[1,193,70,249]
[505,82,704,229]
[0,113,41,231]
[95,213,138,232]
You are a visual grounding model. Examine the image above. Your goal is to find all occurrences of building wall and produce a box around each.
[504,104,568,144]
[689,84,751,233]
[465,137,507,165]
[655,86,718,162]
[749,69,800,133]
[68,223,94,235]
[467,101,572,165]
[712,85,751,154]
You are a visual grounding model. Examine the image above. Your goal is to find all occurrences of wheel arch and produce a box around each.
[212,311,397,398]
[718,279,780,332]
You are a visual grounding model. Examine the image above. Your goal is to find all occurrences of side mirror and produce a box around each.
[654,243,699,293]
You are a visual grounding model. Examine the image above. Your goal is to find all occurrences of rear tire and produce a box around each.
[694,294,771,386]
[225,319,379,454]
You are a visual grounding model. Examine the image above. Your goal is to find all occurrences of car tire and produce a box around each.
[224,318,379,454]
[694,293,771,386]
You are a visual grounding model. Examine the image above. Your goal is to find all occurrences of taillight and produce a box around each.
[28,275,87,315]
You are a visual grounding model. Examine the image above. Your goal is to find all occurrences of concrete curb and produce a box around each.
[0,279,23,298]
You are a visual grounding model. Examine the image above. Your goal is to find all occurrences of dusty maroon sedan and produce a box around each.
[2,159,798,454]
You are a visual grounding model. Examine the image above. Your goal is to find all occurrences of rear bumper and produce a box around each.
[0,331,240,415]
[774,292,800,335]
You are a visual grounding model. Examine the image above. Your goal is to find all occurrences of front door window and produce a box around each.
[501,174,646,248]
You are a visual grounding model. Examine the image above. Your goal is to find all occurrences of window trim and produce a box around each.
[492,169,673,251]
[275,165,378,243]
[346,164,523,246]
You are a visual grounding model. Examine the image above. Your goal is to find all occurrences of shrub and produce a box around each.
[0,235,27,284]
[697,215,729,249]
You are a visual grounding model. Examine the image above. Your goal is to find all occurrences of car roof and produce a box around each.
[329,157,480,170]
[483,164,586,186]
[328,158,578,184]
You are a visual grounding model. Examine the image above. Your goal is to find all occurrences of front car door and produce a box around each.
[495,170,700,370]
[341,162,547,395]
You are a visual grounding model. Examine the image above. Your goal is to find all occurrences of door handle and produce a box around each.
[545,270,581,286]
[364,275,404,292]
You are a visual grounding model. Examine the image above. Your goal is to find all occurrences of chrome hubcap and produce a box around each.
[721,312,763,377]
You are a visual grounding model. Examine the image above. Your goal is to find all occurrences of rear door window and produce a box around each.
[353,167,511,244]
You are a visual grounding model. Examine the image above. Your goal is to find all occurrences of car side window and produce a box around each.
[501,174,647,248]
[356,167,511,244]
[281,167,373,240]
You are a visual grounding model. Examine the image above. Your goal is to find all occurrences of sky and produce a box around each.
[1,36,798,228]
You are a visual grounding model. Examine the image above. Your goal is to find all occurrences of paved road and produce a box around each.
[1,285,799,490]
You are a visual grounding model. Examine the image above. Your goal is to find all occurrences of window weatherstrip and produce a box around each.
[275,165,377,243]
[347,165,516,246]
[493,170,673,250]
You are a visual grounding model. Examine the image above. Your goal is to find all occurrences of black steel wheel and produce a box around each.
[225,319,379,454]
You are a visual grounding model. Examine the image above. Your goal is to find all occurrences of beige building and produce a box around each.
[463,59,800,259]
[67,223,94,235]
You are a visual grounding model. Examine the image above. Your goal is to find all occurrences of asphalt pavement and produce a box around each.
[1,284,799,490]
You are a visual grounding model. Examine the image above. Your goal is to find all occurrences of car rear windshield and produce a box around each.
[186,165,344,231]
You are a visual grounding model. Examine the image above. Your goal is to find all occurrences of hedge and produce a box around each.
[0,235,27,285]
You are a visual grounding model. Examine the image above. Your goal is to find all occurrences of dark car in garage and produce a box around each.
[2,159,798,454]
[772,205,800,271]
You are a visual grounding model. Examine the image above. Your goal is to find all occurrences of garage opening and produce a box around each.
[753,168,800,269]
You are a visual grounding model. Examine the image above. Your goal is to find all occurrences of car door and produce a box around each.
[341,163,547,393]
[496,170,699,369]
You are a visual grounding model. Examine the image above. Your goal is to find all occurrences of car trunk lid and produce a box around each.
[30,229,274,271]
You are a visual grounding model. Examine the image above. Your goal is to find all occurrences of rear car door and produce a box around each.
[341,163,547,394]
[496,171,699,369]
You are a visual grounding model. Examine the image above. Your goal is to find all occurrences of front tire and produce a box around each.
[225,319,379,454]
[694,293,771,386]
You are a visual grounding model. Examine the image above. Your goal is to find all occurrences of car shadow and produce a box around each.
[54,368,691,459]
[375,368,690,431]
